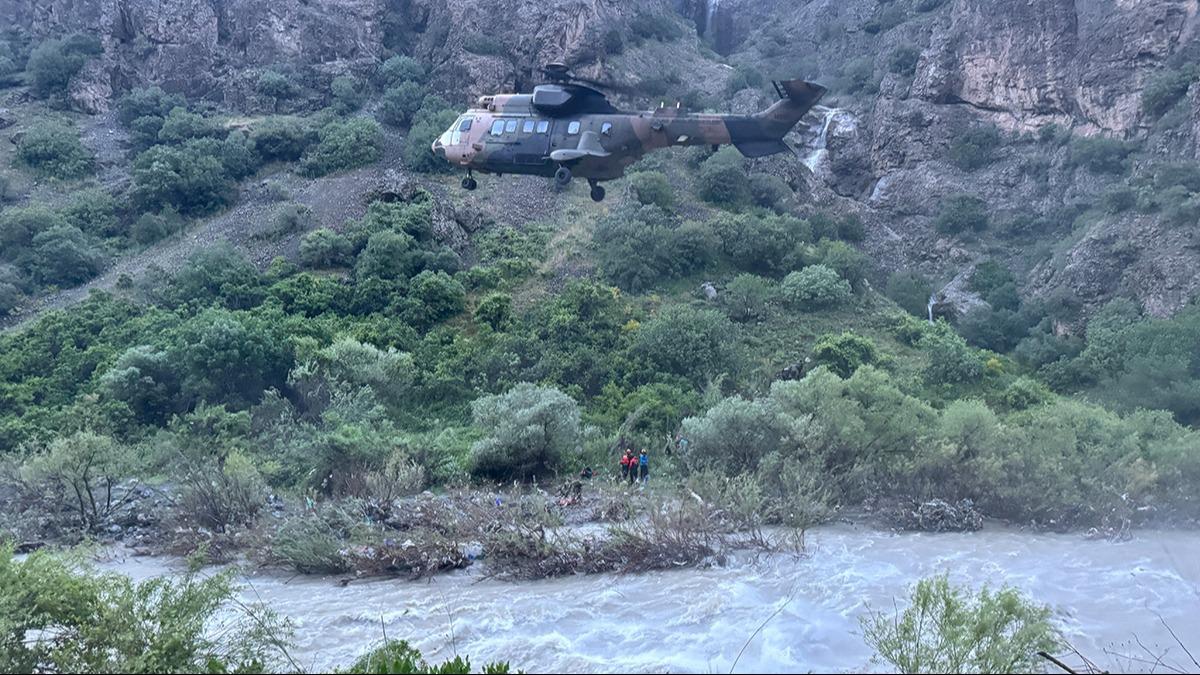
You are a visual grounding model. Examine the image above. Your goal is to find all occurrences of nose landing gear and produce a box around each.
[461,170,477,191]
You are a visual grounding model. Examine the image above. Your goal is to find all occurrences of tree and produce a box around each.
[250,116,316,162]
[722,274,777,322]
[170,308,291,408]
[330,75,364,113]
[300,228,354,268]
[632,305,737,387]
[290,337,415,411]
[355,230,416,281]
[156,106,222,145]
[20,432,136,531]
[681,396,782,473]
[468,383,581,480]
[16,122,94,179]
[378,81,427,127]
[697,147,751,207]
[629,171,675,210]
[100,345,184,425]
[403,104,457,173]
[949,126,1001,171]
[403,270,466,326]
[862,575,1061,674]
[117,86,186,127]
[0,204,65,251]
[1142,65,1198,118]
[781,265,852,310]
[921,325,985,385]
[476,292,513,330]
[346,640,511,674]
[887,270,934,317]
[377,55,427,87]
[256,69,297,111]
[131,144,234,216]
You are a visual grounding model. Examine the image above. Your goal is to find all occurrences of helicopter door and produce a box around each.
[514,118,552,166]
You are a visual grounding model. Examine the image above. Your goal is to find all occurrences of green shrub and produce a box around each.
[0,546,291,673]
[476,292,513,330]
[842,56,879,95]
[376,55,426,87]
[270,202,313,236]
[887,45,921,76]
[27,224,105,286]
[468,383,581,481]
[969,260,1015,295]
[887,270,934,317]
[61,188,120,237]
[250,116,316,162]
[749,173,791,210]
[378,81,426,127]
[16,122,94,179]
[26,35,102,99]
[300,118,383,177]
[949,126,1001,171]
[697,147,751,207]
[330,75,364,113]
[156,106,222,144]
[920,325,984,385]
[813,239,870,286]
[1001,376,1053,410]
[628,171,675,210]
[131,144,234,216]
[781,265,852,310]
[346,640,511,674]
[404,270,466,326]
[594,205,714,291]
[935,195,989,234]
[680,396,782,473]
[722,274,777,322]
[715,212,808,276]
[0,204,65,250]
[1142,65,1198,118]
[117,86,185,126]
[632,305,737,387]
[811,331,879,378]
[403,101,457,173]
[862,575,1060,674]
[131,209,183,245]
[300,228,354,268]
[1068,136,1136,174]
[256,69,297,110]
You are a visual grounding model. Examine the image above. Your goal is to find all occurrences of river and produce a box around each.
[101,524,1200,673]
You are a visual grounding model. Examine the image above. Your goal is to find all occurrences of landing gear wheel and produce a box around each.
[461,176,477,191]
[554,166,572,188]
[589,183,606,202]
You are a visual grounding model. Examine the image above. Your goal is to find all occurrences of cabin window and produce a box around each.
[601,122,613,135]
[505,119,518,133]
[522,120,535,134]
[537,120,550,134]
[490,120,504,136]
[567,121,581,135]
[458,118,473,132]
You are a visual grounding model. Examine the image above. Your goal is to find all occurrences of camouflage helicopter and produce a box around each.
[431,63,826,202]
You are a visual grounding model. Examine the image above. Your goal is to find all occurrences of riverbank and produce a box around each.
[91,523,1200,674]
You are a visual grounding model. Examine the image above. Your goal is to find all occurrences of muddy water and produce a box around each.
[103,524,1200,673]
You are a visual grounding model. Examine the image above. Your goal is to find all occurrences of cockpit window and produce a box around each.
[601,122,613,136]
[458,118,473,132]
[490,120,504,136]
[537,121,550,134]
[567,121,581,135]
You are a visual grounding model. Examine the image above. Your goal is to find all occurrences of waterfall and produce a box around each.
[927,293,937,324]
[704,0,722,38]
[801,106,840,174]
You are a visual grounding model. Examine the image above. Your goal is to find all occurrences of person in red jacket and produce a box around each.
[619,451,630,482]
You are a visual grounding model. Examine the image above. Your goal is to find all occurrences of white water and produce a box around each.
[801,107,841,174]
[102,525,1200,673]
[704,0,723,39]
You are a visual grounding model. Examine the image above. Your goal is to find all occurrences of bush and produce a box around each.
[132,144,234,216]
[270,202,313,236]
[594,205,714,291]
[0,547,291,673]
[16,122,94,179]
[404,270,466,326]
[299,228,353,268]
[346,640,511,674]
[680,396,782,473]
[377,55,426,87]
[1142,65,1198,118]
[887,45,921,76]
[697,148,751,207]
[156,106,222,144]
[0,204,66,250]
[813,239,870,286]
[715,212,808,276]
[131,209,183,245]
[628,171,675,210]
[0,267,21,316]
[26,35,102,99]
[469,383,581,481]
[27,225,105,286]
[781,265,852,310]
[20,431,135,531]
[1068,136,1136,174]
[250,116,316,162]
[61,188,120,237]
[403,102,457,173]
[330,75,364,113]
[378,81,427,127]
[887,270,934,317]
[949,126,1001,171]
[935,195,989,234]
[300,118,383,177]
[632,305,737,387]
[920,325,984,385]
[811,332,879,378]
[969,261,1015,295]
[117,86,186,127]
[476,291,513,330]
[256,69,297,109]
[749,173,792,210]
[722,274,777,322]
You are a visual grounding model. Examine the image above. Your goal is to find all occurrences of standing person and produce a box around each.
[619,451,629,483]
[627,449,637,485]
[639,449,649,485]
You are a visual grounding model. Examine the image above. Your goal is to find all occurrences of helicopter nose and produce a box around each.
[431,138,446,157]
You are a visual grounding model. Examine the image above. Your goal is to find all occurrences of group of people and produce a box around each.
[619,448,649,485]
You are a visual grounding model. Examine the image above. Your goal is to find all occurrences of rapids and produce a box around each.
[102,524,1200,673]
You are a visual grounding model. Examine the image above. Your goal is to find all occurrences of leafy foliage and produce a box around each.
[781,265,852,310]
[15,122,94,179]
[469,383,581,481]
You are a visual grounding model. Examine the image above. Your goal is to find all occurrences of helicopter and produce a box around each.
[431,63,826,202]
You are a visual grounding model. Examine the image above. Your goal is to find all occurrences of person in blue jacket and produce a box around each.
[638,449,649,485]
